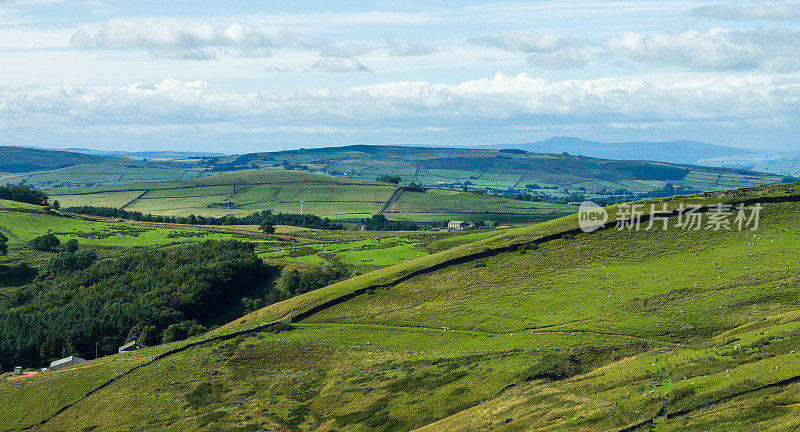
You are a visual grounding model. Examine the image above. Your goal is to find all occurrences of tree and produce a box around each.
[258,221,276,234]
[162,321,206,343]
[138,325,161,346]
[51,200,60,210]
[65,238,79,253]
[0,231,7,256]
[376,175,401,184]
[29,233,61,251]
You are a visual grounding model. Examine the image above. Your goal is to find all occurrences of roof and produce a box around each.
[49,356,86,367]
[119,340,147,351]
[449,220,475,225]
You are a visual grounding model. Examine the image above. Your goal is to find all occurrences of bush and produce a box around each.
[138,325,161,346]
[65,238,79,253]
[162,321,207,343]
[29,233,60,251]
[0,232,7,256]
[39,250,97,277]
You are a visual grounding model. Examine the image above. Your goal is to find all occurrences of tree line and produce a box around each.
[62,206,346,230]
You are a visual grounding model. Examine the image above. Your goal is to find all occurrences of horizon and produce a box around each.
[1,1,800,153]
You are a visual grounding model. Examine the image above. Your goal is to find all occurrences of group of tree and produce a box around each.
[360,214,419,231]
[62,206,346,230]
[0,240,278,369]
[0,185,48,206]
[376,175,401,184]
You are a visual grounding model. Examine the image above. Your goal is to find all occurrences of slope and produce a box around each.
[5,183,800,431]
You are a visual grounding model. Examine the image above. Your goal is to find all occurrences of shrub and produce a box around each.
[65,238,79,253]
[39,250,97,277]
[162,321,207,343]
[29,233,60,251]
[138,325,161,346]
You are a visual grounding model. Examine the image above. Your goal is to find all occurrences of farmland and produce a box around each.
[49,170,575,224]
[210,145,787,198]
[5,182,800,431]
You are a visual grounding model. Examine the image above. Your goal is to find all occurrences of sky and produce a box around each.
[1,0,800,153]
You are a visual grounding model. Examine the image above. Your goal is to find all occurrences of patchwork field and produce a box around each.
[49,170,575,224]
[215,146,787,198]
[6,183,800,431]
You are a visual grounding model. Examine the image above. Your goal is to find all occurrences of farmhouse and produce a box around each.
[448,220,477,231]
[118,340,148,353]
[49,356,87,371]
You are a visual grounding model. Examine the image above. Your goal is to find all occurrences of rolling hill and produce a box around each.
[4,182,800,431]
[212,145,787,199]
[495,136,758,165]
[48,170,576,224]
[4,146,788,204]
[0,146,208,190]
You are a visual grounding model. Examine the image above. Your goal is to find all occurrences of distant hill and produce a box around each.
[0,146,115,173]
[0,146,209,189]
[2,144,789,204]
[492,136,757,165]
[225,145,785,197]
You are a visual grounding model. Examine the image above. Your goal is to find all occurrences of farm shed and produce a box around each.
[49,356,87,371]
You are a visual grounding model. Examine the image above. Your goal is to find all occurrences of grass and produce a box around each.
[6,183,800,431]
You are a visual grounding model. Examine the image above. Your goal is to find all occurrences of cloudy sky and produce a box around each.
[2,0,800,153]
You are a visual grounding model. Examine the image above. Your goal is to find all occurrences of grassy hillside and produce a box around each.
[49,170,575,224]
[5,183,800,431]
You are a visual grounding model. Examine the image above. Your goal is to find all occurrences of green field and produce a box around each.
[6,183,800,431]
[49,170,575,224]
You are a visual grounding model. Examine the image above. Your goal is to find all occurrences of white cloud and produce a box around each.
[310,57,370,73]
[526,49,587,69]
[2,73,800,149]
[604,27,800,71]
[70,18,328,59]
[2,73,798,126]
[319,42,375,58]
[385,37,439,57]
[470,30,582,53]
[470,30,587,69]
[693,1,800,21]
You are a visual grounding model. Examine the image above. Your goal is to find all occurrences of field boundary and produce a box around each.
[380,188,404,214]
[119,190,149,209]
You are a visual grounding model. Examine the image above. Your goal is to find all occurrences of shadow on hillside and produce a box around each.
[0,263,38,287]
